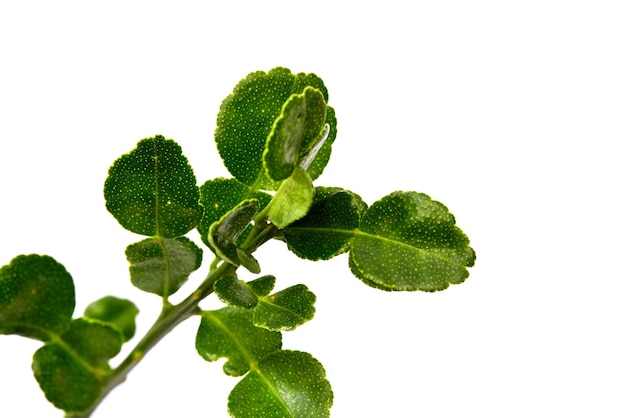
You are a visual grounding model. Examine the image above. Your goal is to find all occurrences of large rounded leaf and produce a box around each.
[0,254,75,341]
[228,350,333,418]
[104,135,203,237]
[350,191,476,291]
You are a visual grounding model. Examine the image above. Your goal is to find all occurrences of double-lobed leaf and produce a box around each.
[0,254,75,341]
[33,318,123,412]
[104,135,203,238]
[126,236,202,297]
[215,67,337,190]
[350,191,476,291]
[195,309,332,418]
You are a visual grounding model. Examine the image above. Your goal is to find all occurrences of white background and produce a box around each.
[1,1,625,417]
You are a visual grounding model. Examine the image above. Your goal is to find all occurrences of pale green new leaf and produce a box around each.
[195,308,281,377]
[104,135,204,237]
[228,350,333,418]
[126,236,202,296]
[350,191,476,291]
[267,167,314,229]
[0,254,75,341]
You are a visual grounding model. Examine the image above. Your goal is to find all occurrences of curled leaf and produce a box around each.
[84,296,139,341]
[254,284,316,332]
[267,167,314,229]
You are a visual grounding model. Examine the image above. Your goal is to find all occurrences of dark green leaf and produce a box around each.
[228,350,333,418]
[126,236,202,296]
[254,285,316,332]
[197,178,271,249]
[215,67,336,190]
[33,318,123,412]
[213,275,277,310]
[283,188,366,260]
[267,167,314,229]
[84,296,139,341]
[209,199,260,273]
[263,86,327,181]
[104,135,204,237]
[350,192,476,291]
[196,308,282,377]
[0,254,74,341]
[214,275,260,309]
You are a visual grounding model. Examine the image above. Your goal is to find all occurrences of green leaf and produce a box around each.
[350,191,476,292]
[254,284,316,332]
[209,199,260,273]
[197,178,271,249]
[228,350,333,418]
[84,296,139,341]
[104,135,204,237]
[126,236,203,296]
[32,318,123,412]
[0,254,75,341]
[267,167,314,229]
[215,67,336,190]
[263,86,327,181]
[196,308,282,377]
[214,275,276,310]
[282,188,366,260]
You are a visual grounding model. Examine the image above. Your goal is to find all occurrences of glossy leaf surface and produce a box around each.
[209,199,260,273]
[228,350,333,418]
[33,318,122,412]
[283,188,366,260]
[254,284,316,331]
[104,135,203,237]
[197,178,271,249]
[0,254,74,341]
[84,296,139,341]
[214,275,276,310]
[264,86,327,181]
[215,67,336,190]
[126,236,202,296]
[196,308,281,377]
[267,167,314,229]
[351,192,476,291]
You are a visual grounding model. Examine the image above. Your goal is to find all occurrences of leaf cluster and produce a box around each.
[0,67,475,417]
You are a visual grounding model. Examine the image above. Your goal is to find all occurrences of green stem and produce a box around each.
[65,261,235,418]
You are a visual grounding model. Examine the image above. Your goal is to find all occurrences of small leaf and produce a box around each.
[215,67,336,190]
[32,318,123,412]
[197,178,271,249]
[228,350,333,418]
[104,135,204,237]
[214,275,260,309]
[84,296,139,341]
[282,188,366,260]
[196,308,282,377]
[350,192,476,291]
[126,236,202,296]
[267,167,314,229]
[214,275,278,311]
[254,284,316,332]
[209,199,260,273]
[263,86,327,181]
[0,254,75,341]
